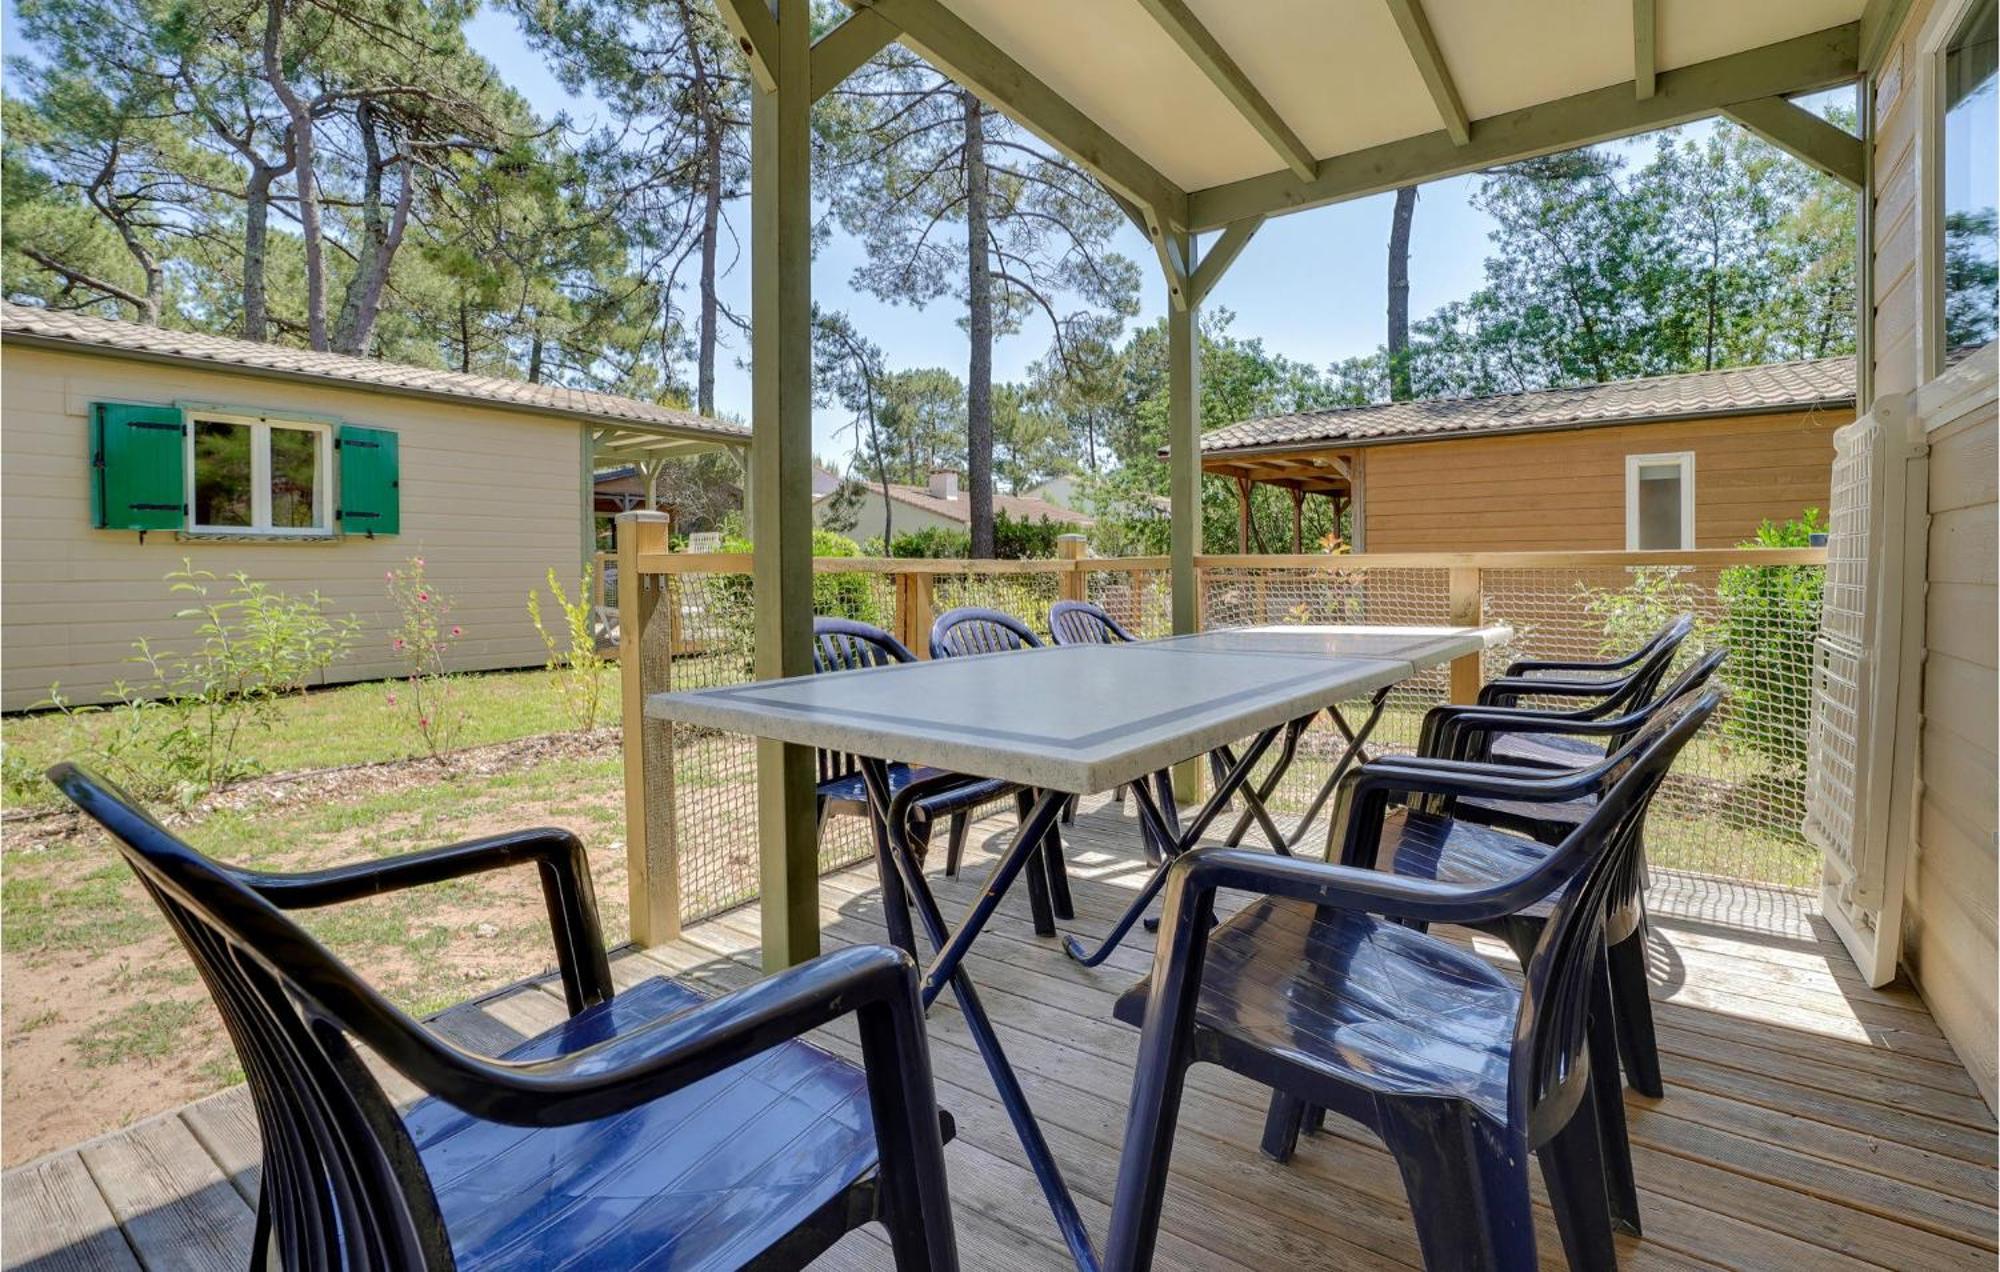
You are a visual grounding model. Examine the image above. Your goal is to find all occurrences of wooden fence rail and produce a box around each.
[612,510,1826,943]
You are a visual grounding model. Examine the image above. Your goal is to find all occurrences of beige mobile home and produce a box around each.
[0,303,747,711]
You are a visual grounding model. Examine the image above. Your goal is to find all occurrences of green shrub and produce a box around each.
[884,511,1081,560]
[1717,510,1827,771]
[386,558,467,760]
[35,562,357,803]
[714,528,884,628]
[528,563,612,730]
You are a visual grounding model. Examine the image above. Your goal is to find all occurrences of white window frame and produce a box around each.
[1916,0,1993,381]
[184,410,334,536]
[1624,451,1696,551]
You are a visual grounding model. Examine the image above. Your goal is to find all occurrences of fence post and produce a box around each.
[617,511,680,945]
[1448,565,1483,704]
[1057,534,1087,603]
[895,569,935,657]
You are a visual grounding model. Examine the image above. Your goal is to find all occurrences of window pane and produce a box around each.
[1637,465,1684,550]
[1945,0,1998,352]
[193,420,253,527]
[269,427,320,528]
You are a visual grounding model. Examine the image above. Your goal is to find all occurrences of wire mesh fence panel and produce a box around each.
[1479,563,1824,888]
[1084,567,1174,639]
[1198,566,1453,832]
[655,570,878,924]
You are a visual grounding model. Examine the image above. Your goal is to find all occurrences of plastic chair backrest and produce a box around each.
[1507,685,1719,1142]
[47,763,453,1269]
[929,607,1042,659]
[811,618,918,786]
[1048,600,1136,646]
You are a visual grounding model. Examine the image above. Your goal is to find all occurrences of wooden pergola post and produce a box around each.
[734,0,819,970]
[1289,485,1305,552]
[1233,475,1251,553]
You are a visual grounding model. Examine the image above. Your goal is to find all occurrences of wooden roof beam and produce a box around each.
[1384,0,1470,144]
[1133,0,1317,180]
[1634,0,1658,99]
[810,7,896,99]
[1722,95,1865,188]
[854,0,1190,232]
[1188,215,1264,306]
[1187,22,1860,230]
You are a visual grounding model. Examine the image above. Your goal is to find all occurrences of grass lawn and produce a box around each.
[2,665,621,809]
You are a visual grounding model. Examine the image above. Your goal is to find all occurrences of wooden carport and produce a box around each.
[704,0,1889,964]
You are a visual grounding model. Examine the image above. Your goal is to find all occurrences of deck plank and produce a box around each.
[78,1116,255,1272]
[5,795,1995,1271]
[1,1152,141,1272]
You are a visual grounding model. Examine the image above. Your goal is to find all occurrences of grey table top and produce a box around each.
[645,623,1510,794]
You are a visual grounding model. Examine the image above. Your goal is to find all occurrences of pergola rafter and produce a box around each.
[1132,0,1317,180]
[1383,0,1471,145]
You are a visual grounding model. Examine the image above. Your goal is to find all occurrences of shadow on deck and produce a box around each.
[6,796,1996,1270]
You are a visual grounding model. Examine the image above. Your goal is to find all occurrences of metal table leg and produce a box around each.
[1219,685,1393,854]
[1060,724,1287,968]
[860,761,1102,1271]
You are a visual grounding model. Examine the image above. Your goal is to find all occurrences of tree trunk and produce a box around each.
[242,161,279,340]
[696,88,722,416]
[458,299,472,373]
[333,98,411,356]
[262,0,326,349]
[528,333,545,383]
[1386,185,1418,401]
[962,90,995,558]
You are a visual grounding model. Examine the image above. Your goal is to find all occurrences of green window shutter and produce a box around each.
[90,403,186,531]
[337,425,399,536]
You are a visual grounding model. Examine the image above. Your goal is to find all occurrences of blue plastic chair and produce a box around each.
[1402,647,1729,1098]
[49,763,958,1271]
[813,617,1018,880]
[1105,688,1720,1272]
[927,607,1075,931]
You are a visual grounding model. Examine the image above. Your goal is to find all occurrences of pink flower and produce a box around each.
[385,570,394,581]
[450,626,462,637]
[415,557,424,566]
[393,637,405,650]
[386,693,398,706]
[417,592,429,602]
[420,717,431,728]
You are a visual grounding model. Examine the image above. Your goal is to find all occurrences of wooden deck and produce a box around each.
[7,797,1997,1270]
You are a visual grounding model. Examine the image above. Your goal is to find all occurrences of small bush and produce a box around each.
[884,511,1082,560]
[1718,510,1826,771]
[386,558,467,759]
[713,528,886,628]
[528,563,612,730]
[35,562,357,803]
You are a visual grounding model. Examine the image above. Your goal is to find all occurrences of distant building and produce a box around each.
[0,302,746,708]
[1200,357,1855,552]
[816,469,1089,546]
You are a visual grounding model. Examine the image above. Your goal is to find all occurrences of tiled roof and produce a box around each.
[0,302,749,443]
[879,482,1092,527]
[1201,356,1855,456]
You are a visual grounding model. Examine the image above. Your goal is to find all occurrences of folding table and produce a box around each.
[647,621,1511,1270]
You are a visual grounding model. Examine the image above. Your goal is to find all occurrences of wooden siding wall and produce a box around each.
[1357,409,1847,552]
[1872,0,1999,1109]
[1871,0,1928,398]
[1906,400,1999,1106]
[1,347,588,711]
